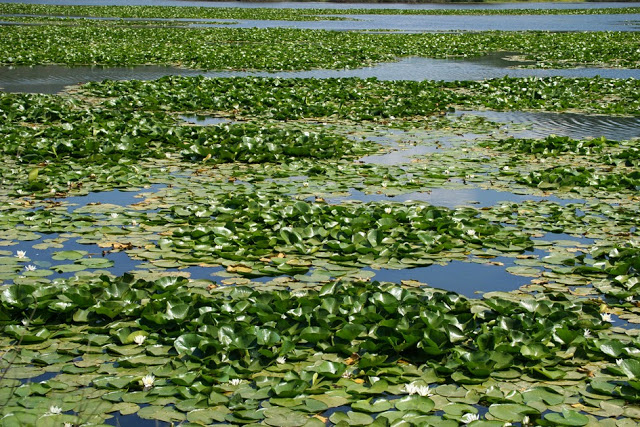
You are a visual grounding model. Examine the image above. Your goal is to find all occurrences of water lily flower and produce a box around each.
[276,356,287,364]
[228,378,242,386]
[15,251,26,259]
[583,329,591,338]
[617,359,624,366]
[601,313,613,322]
[444,169,450,175]
[460,413,479,424]
[48,405,62,415]
[502,165,510,171]
[466,229,477,237]
[141,374,155,389]
[24,265,36,272]
[403,382,432,396]
[384,207,392,214]
[131,220,138,226]
[110,213,119,219]
[302,182,309,187]
[625,296,634,302]
[381,182,387,188]
[134,335,147,346]
[341,370,353,379]
[522,415,530,425]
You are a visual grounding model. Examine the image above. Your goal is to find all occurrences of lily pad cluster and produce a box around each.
[0,275,633,425]
[2,24,639,71]
[148,192,533,277]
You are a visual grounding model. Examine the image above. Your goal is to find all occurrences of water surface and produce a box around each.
[2,56,637,94]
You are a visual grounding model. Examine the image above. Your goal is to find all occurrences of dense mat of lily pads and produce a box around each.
[1,275,638,426]
[1,26,638,70]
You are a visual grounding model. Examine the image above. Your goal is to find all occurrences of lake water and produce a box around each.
[0,0,636,10]
[2,56,638,94]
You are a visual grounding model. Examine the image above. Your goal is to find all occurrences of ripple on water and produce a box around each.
[459,110,640,141]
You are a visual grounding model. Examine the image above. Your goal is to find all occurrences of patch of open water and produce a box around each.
[60,183,166,212]
[2,55,638,94]
[327,188,583,208]
[1,1,634,10]
[458,110,640,141]
[366,260,532,297]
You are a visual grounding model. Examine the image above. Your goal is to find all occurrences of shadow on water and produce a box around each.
[328,188,582,208]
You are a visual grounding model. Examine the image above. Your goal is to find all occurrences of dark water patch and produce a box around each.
[2,58,638,94]
[105,410,170,427]
[366,260,532,298]
[21,371,58,384]
[328,188,582,209]
[459,110,640,141]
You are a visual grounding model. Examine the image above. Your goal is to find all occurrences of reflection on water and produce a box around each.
[366,260,532,298]
[2,57,638,94]
[458,110,640,141]
[328,188,582,208]
[61,183,166,212]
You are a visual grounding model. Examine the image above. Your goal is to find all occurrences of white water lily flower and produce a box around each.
[276,356,287,365]
[444,169,450,175]
[381,182,387,188]
[110,213,119,219]
[302,182,309,187]
[341,370,352,379]
[24,265,36,272]
[131,220,138,226]
[617,358,624,366]
[15,251,26,259]
[583,329,591,338]
[228,378,242,386]
[502,165,510,171]
[625,295,634,302]
[460,413,479,424]
[384,207,392,214]
[141,374,155,389]
[48,405,62,415]
[466,229,477,237]
[134,335,147,346]
[601,313,613,322]
[522,415,530,425]
[404,382,433,397]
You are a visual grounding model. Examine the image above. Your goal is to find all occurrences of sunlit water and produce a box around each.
[0,0,636,10]
[1,56,638,94]
[457,110,640,141]
[326,188,583,208]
